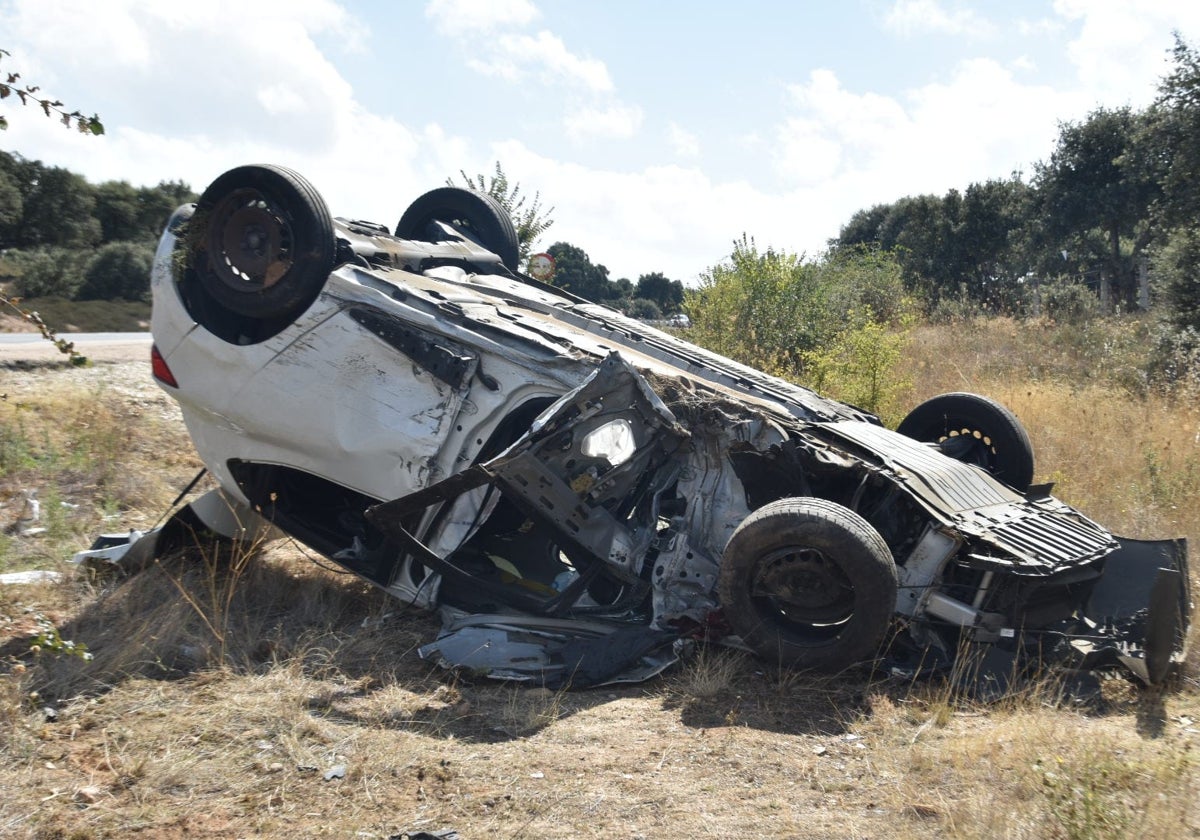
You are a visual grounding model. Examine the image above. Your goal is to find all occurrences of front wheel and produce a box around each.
[897,392,1034,491]
[718,498,897,671]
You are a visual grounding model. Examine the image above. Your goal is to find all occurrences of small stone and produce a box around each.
[267,762,284,773]
[323,764,346,781]
[74,786,104,804]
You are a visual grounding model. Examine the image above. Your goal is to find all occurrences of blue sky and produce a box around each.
[2,0,1197,282]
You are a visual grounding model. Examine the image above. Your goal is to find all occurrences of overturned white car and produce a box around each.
[91,164,1190,689]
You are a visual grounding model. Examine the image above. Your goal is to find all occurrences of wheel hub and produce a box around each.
[937,428,996,469]
[752,549,853,623]
[207,191,293,292]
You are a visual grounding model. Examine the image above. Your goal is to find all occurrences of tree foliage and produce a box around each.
[0,150,196,309]
[1151,34,1200,227]
[544,241,614,300]
[634,272,684,315]
[1032,106,1158,307]
[450,162,554,262]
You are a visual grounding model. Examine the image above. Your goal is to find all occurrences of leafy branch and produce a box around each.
[0,294,89,365]
[0,48,104,135]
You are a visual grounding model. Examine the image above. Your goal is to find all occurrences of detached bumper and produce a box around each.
[1071,537,1191,684]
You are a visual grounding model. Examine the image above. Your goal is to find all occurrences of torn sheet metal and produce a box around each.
[419,612,680,688]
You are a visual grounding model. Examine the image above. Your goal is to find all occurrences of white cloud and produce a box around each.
[884,0,996,38]
[773,118,842,185]
[462,30,614,93]
[493,31,613,92]
[1054,0,1200,106]
[1010,55,1037,73]
[1016,17,1064,37]
[0,0,427,225]
[772,62,1073,205]
[257,84,308,116]
[424,0,540,36]
[564,103,643,141]
[667,123,700,159]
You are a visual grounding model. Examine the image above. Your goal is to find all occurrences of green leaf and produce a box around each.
[88,116,104,135]
[0,115,6,130]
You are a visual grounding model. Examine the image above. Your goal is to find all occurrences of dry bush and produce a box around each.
[31,539,433,702]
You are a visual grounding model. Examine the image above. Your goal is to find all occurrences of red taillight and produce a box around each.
[151,344,178,387]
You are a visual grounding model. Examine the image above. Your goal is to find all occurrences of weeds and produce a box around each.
[28,611,92,661]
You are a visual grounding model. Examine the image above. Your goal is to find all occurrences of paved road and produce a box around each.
[0,331,152,363]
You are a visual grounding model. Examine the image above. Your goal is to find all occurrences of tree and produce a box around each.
[955,177,1032,308]
[0,167,21,243]
[877,193,955,297]
[15,164,100,248]
[0,48,103,134]
[77,241,155,301]
[1032,107,1159,307]
[95,180,142,243]
[687,237,834,371]
[450,162,554,262]
[545,242,616,302]
[835,203,892,249]
[1149,34,1200,228]
[634,272,684,314]
[1145,34,1200,338]
[137,180,195,237]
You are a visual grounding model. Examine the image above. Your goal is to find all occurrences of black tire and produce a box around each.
[192,165,335,320]
[396,187,520,270]
[897,392,1035,491]
[718,498,897,671]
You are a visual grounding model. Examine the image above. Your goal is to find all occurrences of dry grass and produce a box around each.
[1,327,1199,839]
[904,315,1200,541]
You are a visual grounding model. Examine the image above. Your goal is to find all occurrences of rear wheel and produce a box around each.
[718,498,897,671]
[396,187,520,270]
[191,165,335,321]
[897,392,1035,491]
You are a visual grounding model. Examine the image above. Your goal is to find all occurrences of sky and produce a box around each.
[1,0,1198,283]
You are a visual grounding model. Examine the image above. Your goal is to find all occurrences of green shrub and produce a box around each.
[1041,277,1100,324]
[800,313,911,421]
[685,238,911,377]
[8,247,89,299]
[77,240,155,301]
[1153,226,1200,332]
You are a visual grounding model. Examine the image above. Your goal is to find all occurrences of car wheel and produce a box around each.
[191,165,335,320]
[395,187,520,271]
[897,392,1035,491]
[718,498,897,671]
